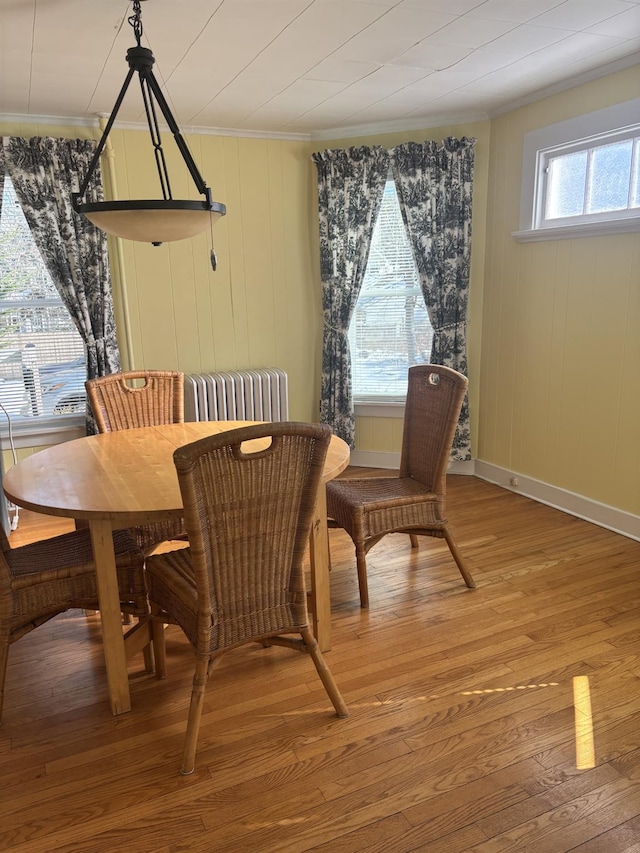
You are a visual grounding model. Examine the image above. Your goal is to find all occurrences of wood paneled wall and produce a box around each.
[108,128,322,422]
[479,65,640,515]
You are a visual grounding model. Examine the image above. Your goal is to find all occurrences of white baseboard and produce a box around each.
[347,451,640,543]
[474,460,640,543]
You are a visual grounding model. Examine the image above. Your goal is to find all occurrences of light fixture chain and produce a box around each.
[138,76,173,201]
[128,0,143,47]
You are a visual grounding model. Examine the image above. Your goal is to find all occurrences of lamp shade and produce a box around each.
[79,199,227,243]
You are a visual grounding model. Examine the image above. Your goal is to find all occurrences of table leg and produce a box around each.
[89,520,131,715]
[308,485,332,652]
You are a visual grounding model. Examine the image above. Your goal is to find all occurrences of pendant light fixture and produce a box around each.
[72,0,225,247]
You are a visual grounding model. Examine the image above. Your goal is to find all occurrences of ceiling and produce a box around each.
[1,0,639,140]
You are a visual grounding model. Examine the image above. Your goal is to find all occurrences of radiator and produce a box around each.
[184,368,289,423]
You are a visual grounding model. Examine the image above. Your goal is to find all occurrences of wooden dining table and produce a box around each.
[2,420,350,716]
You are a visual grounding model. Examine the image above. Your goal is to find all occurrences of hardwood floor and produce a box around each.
[1,472,640,852]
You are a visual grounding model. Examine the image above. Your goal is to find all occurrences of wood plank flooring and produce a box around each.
[1,472,640,852]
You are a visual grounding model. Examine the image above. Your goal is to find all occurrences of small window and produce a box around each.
[539,130,639,228]
[514,98,640,242]
[0,176,86,427]
[349,178,432,401]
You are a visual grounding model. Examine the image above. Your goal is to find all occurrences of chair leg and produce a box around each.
[301,626,348,718]
[355,542,370,609]
[443,527,476,589]
[142,634,154,673]
[180,655,210,775]
[151,611,168,678]
[409,534,419,549]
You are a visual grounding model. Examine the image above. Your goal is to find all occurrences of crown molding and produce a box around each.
[488,54,640,120]
[2,54,637,143]
[0,112,311,142]
[307,110,489,142]
[0,113,98,129]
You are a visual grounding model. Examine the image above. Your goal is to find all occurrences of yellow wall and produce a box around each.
[479,65,640,514]
[107,129,322,421]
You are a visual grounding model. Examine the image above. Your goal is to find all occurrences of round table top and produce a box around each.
[2,421,350,524]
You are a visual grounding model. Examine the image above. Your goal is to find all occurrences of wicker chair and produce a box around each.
[327,364,476,608]
[145,421,349,775]
[85,370,187,553]
[85,370,185,433]
[0,524,146,720]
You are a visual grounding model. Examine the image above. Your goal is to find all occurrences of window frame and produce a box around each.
[513,98,640,243]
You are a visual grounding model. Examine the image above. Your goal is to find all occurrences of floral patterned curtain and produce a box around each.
[391,137,475,461]
[0,156,4,220]
[1,136,121,433]
[312,146,389,447]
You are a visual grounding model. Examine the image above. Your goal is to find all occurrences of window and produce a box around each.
[541,130,639,226]
[514,98,640,242]
[0,177,86,429]
[349,178,432,402]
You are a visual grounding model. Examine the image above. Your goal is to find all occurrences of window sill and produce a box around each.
[0,416,86,450]
[354,401,406,418]
[513,218,640,242]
